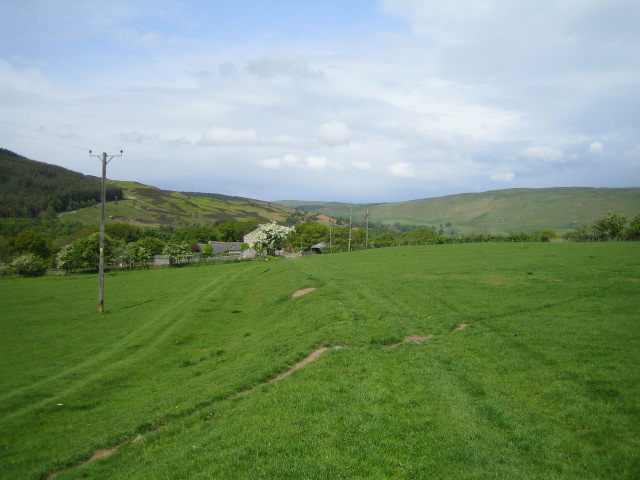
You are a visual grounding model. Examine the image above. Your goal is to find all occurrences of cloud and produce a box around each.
[315,120,352,146]
[388,162,419,179]
[353,161,372,171]
[490,171,515,182]
[199,127,261,147]
[257,154,344,172]
[247,50,322,80]
[519,146,565,163]
[588,142,604,154]
[0,59,53,94]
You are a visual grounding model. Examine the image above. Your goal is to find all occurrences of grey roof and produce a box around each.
[207,241,243,254]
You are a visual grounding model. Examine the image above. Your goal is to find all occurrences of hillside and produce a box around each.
[60,180,294,227]
[279,187,640,234]
[0,149,123,218]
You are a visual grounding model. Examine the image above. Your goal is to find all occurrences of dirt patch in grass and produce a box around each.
[292,287,316,298]
[382,323,471,349]
[382,334,434,349]
[47,447,119,479]
[235,346,343,398]
[450,323,469,334]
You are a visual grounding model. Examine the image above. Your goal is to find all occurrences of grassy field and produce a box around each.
[1,243,638,479]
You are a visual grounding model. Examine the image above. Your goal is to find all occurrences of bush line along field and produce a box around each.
[1,242,638,479]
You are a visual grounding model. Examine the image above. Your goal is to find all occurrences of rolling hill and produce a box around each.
[0,148,123,218]
[59,180,294,227]
[278,187,640,234]
[3,148,638,233]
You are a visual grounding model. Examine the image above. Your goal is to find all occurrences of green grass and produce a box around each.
[1,243,639,479]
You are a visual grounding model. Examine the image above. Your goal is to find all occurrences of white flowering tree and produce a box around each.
[250,221,295,256]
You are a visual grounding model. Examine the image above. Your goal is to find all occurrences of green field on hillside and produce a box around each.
[1,243,638,479]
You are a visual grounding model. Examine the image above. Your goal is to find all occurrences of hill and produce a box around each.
[278,187,640,234]
[2,149,295,227]
[0,149,123,218]
[59,180,294,227]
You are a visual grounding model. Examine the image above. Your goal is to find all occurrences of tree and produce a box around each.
[250,221,295,256]
[163,241,191,265]
[289,222,329,251]
[11,254,47,277]
[56,243,82,273]
[625,215,640,240]
[215,222,237,242]
[12,229,50,258]
[105,223,140,243]
[530,230,558,242]
[593,211,628,241]
[69,233,117,270]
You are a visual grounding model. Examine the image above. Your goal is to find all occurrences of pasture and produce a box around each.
[1,242,638,479]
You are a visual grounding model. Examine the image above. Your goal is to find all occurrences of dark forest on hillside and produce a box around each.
[0,149,123,218]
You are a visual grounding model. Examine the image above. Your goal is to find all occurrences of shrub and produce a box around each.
[0,262,10,276]
[11,254,47,277]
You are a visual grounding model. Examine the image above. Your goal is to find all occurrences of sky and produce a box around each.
[1,0,639,203]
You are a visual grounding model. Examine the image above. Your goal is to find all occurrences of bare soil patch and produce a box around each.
[382,334,434,349]
[47,447,119,479]
[292,287,316,298]
[450,323,469,334]
[234,346,342,398]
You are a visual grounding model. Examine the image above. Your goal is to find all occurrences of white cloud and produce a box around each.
[315,120,352,146]
[247,50,322,79]
[199,127,261,147]
[388,162,419,179]
[490,171,515,182]
[257,154,343,172]
[520,146,565,163]
[588,142,604,154]
[0,59,53,94]
[353,161,372,171]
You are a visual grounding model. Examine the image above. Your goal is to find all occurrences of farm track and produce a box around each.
[1,268,245,420]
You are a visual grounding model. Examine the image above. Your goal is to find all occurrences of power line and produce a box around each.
[0,120,225,189]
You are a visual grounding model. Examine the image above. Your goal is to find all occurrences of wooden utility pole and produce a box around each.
[365,208,370,250]
[90,150,122,313]
[348,203,353,252]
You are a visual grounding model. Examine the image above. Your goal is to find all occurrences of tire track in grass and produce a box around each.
[301,260,458,342]
[50,319,474,478]
[2,266,247,420]
[47,344,345,479]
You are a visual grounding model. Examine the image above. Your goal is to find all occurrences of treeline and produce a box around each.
[0,213,260,276]
[0,149,123,218]
[287,211,640,252]
[1,205,638,277]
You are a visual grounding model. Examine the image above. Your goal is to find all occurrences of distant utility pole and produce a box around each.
[365,208,370,250]
[90,150,123,313]
[347,203,357,252]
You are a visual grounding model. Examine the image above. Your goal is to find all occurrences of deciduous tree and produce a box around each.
[250,221,295,256]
